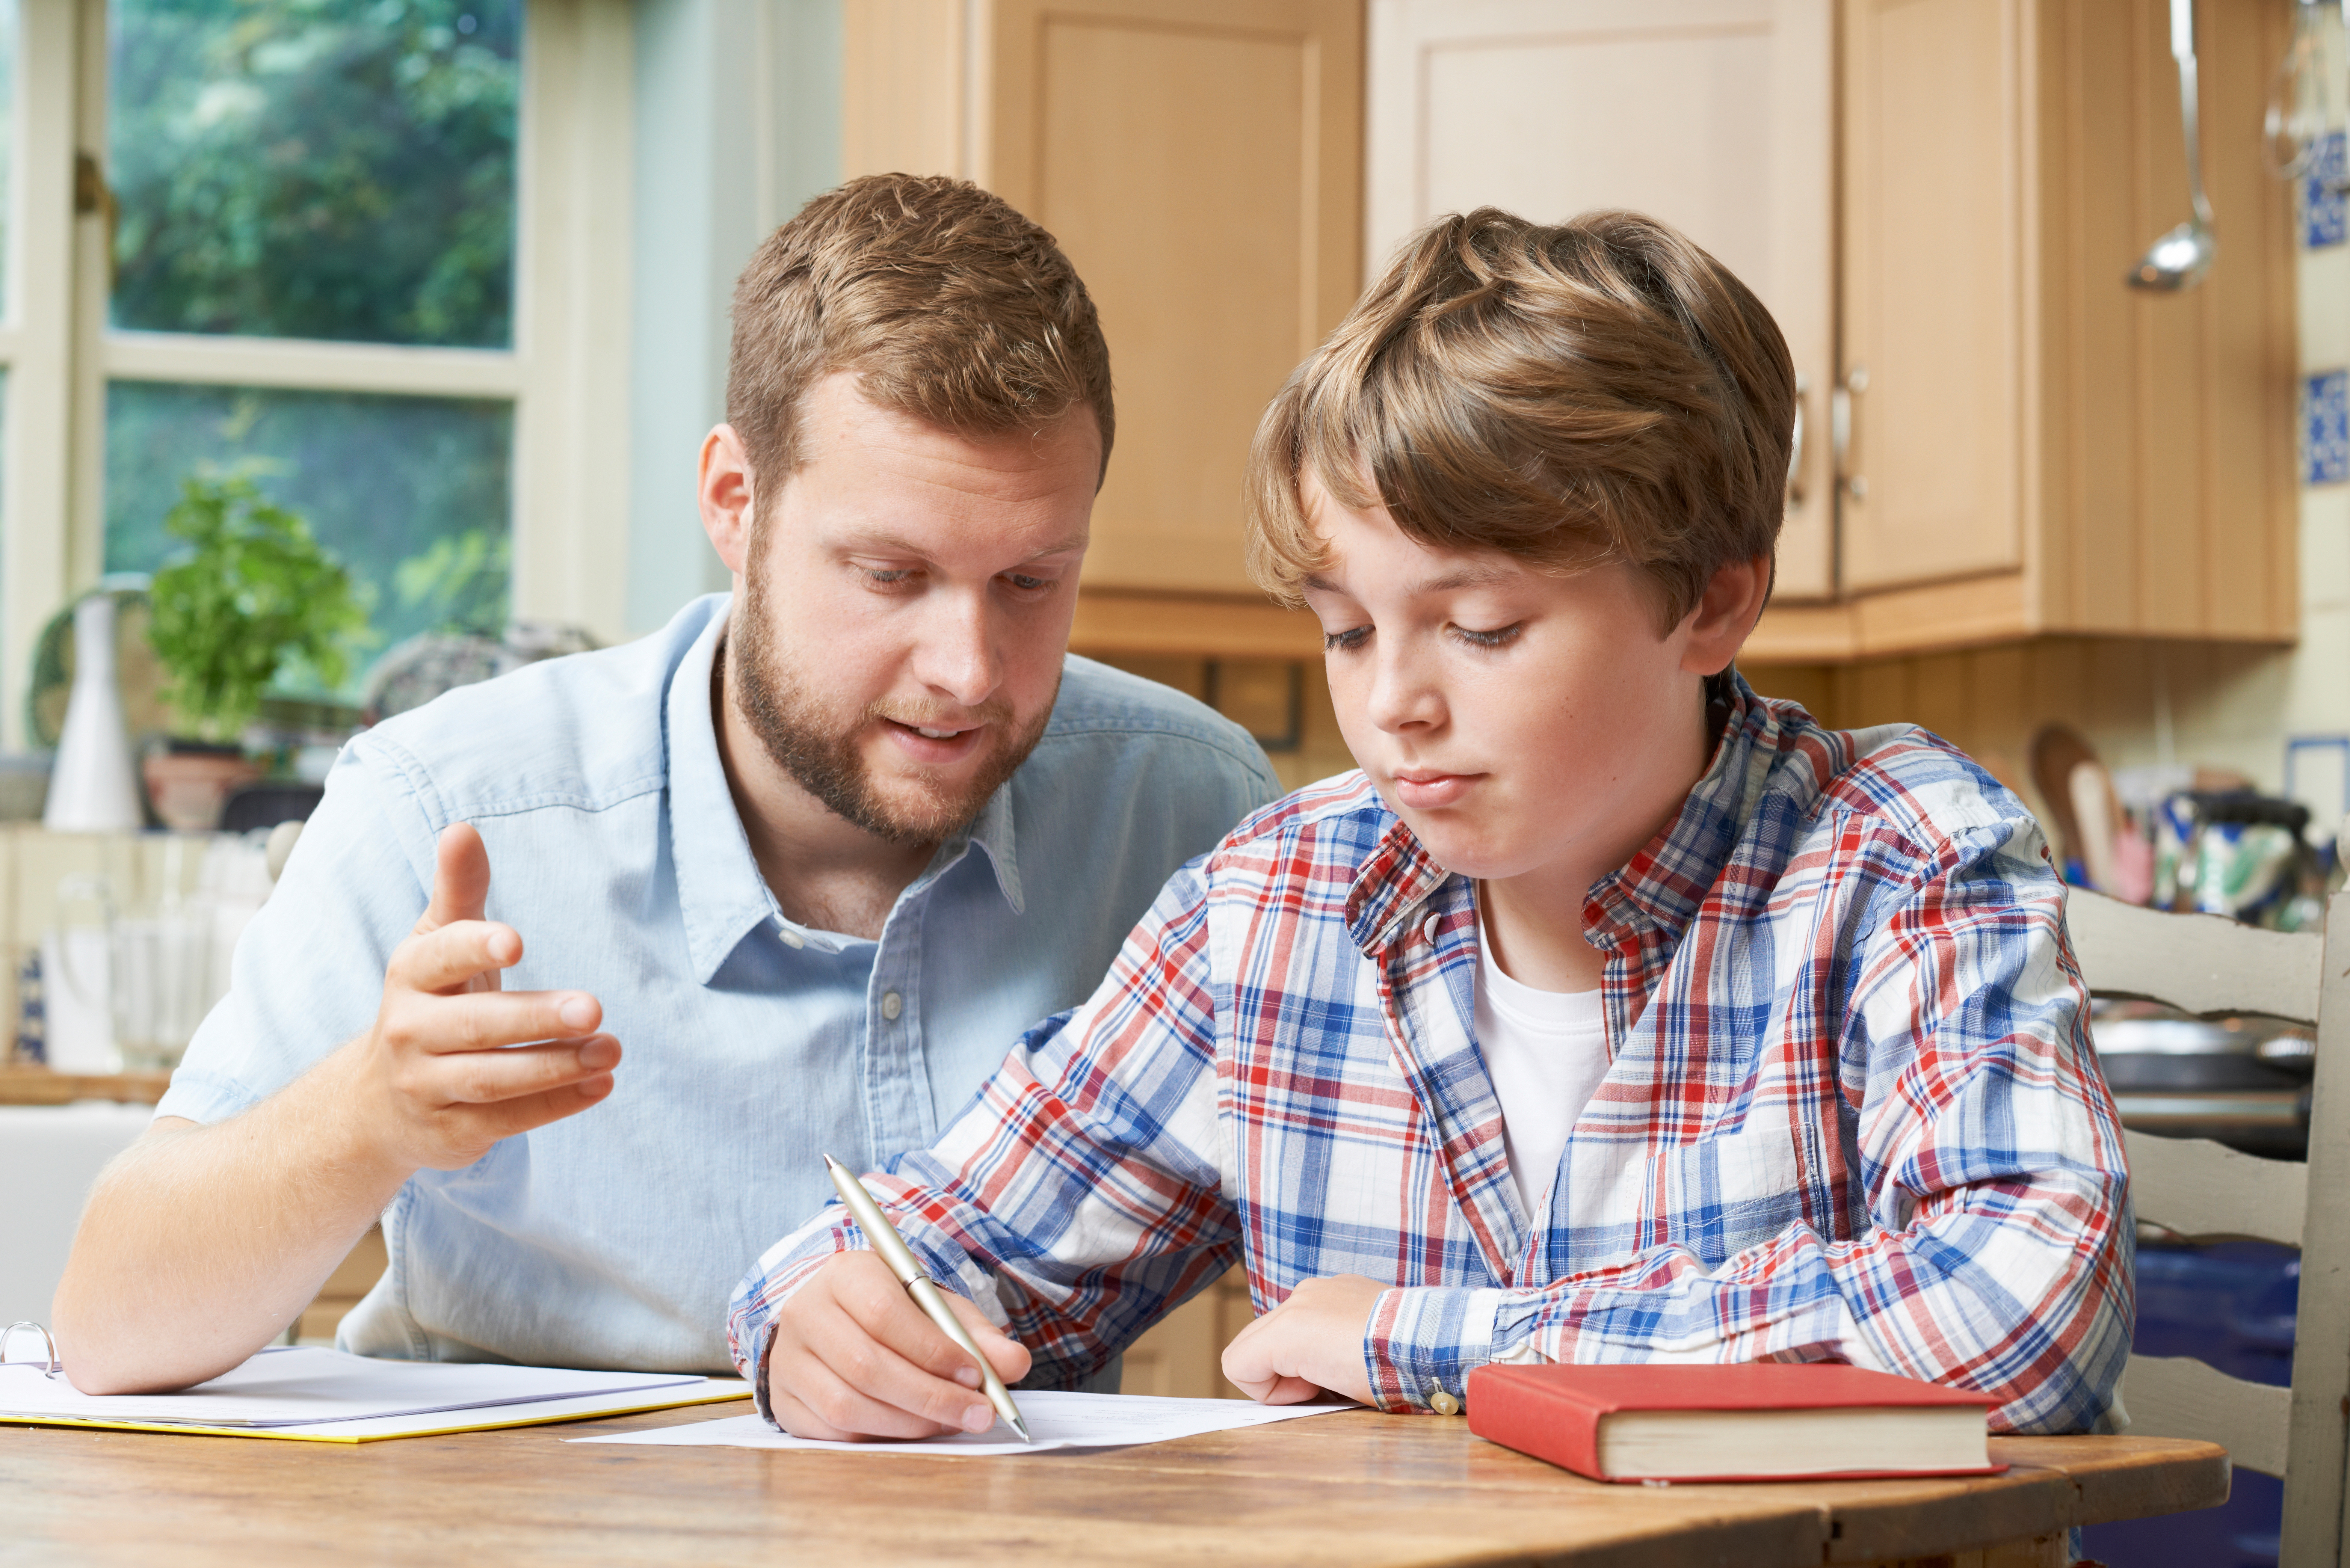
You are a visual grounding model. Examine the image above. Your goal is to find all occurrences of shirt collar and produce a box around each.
[1581,669,1775,952]
[1344,670,1775,961]
[958,781,1026,915]
[667,601,782,984]
[665,598,1029,984]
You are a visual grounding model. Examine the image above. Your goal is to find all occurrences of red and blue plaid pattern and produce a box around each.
[730,678,2131,1434]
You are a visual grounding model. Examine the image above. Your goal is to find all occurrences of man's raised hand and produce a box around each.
[356,823,622,1173]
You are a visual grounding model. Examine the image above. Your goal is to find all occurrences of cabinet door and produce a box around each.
[1840,0,2025,593]
[984,0,1363,596]
[1364,0,1838,600]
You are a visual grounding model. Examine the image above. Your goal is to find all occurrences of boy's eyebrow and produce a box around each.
[1406,563,1518,595]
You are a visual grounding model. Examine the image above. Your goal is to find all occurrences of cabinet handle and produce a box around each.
[1785,374,1808,507]
[1832,366,1868,501]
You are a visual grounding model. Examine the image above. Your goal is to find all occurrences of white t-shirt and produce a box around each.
[1474,912,1611,1219]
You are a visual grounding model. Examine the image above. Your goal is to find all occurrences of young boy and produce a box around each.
[727,209,2131,1441]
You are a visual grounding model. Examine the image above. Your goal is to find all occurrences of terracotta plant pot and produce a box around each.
[142,746,265,832]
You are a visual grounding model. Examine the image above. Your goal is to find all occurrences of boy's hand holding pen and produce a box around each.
[762,1158,1033,1443]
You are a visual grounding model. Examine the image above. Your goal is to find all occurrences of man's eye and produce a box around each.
[1322,626,1371,652]
[1003,573,1055,592]
[1452,623,1522,649]
[858,567,915,587]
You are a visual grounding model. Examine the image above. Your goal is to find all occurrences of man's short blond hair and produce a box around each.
[1247,208,1794,632]
[727,174,1114,498]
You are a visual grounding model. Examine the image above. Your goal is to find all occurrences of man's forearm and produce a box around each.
[51,1039,414,1394]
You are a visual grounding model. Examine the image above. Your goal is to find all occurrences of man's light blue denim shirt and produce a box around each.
[156,594,1281,1372]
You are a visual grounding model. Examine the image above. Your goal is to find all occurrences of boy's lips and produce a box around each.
[1391,769,1482,809]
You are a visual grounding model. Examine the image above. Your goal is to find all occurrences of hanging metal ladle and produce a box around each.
[2130,0,2217,291]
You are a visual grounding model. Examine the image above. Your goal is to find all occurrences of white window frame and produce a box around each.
[2,0,633,750]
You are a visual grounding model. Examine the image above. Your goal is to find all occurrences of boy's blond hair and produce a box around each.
[727,174,1115,498]
[1247,208,1794,631]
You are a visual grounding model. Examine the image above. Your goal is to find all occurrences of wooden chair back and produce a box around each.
[2066,888,2348,1567]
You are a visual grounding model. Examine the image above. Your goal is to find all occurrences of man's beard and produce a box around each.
[728,578,1056,846]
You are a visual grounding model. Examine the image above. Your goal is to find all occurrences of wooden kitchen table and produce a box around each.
[0,1399,2227,1566]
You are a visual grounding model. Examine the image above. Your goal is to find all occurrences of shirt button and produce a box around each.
[778,926,805,950]
[1429,1387,1462,1417]
[880,991,904,1022]
[1421,913,1442,945]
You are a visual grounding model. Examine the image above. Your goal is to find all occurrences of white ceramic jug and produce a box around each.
[43,595,143,833]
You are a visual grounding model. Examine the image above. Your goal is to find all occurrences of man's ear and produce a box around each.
[1679,552,1775,676]
[698,424,758,576]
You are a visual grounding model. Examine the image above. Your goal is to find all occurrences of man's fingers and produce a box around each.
[390,919,526,996]
[418,824,493,936]
[420,1036,621,1106]
[456,1070,619,1144]
[387,985,605,1055]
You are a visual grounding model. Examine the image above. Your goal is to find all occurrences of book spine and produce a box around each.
[1463,1367,1607,1480]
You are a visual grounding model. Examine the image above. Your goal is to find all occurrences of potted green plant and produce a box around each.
[142,472,365,830]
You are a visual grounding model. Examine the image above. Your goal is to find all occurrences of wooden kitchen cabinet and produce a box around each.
[1755,0,2297,659]
[1364,0,1840,601]
[841,0,1357,653]
[1362,0,2297,662]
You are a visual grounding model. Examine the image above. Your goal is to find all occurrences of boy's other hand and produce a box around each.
[765,1251,1032,1441]
[358,823,621,1174]
[1221,1273,1382,1406]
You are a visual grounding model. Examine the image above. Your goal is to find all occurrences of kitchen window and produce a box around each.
[2,0,631,746]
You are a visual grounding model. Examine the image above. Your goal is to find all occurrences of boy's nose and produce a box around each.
[1365,646,1445,733]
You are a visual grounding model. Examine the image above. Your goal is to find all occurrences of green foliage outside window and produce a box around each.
[106,382,513,695]
[108,0,520,347]
[394,526,510,636]
[146,472,368,742]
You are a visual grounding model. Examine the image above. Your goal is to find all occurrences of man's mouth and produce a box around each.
[880,716,987,760]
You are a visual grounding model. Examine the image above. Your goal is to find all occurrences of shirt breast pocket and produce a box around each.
[1637,1120,1825,1264]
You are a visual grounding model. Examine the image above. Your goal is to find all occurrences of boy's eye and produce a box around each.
[1322,626,1371,653]
[1451,623,1522,649]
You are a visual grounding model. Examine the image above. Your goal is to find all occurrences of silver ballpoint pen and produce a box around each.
[822,1153,1033,1443]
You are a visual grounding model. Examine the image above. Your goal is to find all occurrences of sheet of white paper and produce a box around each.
[0,1345,708,1428]
[567,1390,1351,1456]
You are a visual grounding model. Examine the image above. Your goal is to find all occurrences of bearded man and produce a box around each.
[55,176,1279,1391]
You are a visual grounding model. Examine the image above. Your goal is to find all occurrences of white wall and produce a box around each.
[627,0,842,636]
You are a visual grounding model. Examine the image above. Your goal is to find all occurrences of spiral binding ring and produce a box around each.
[1,1321,63,1379]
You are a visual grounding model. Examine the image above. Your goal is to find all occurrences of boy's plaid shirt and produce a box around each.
[730,677,2132,1434]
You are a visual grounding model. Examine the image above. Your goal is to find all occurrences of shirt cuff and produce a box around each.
[729,1251,847,1427]
[1363,1284,1510,1413]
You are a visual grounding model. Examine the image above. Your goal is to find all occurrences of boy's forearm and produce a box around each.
[1370,1167,2130,1432]
[51,1040,414,1394]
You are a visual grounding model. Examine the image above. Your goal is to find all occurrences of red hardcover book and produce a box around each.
[1464,1363,2003,1483]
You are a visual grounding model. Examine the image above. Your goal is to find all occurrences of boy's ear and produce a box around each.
[1679,553,1774,676]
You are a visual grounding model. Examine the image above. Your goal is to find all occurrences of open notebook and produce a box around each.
[0,1343,748,1442]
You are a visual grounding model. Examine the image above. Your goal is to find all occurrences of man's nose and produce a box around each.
[913,589,1004,708]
